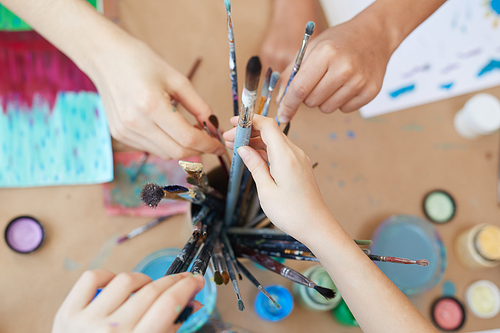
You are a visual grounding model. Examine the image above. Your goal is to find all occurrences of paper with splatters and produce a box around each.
[319,0,500,118]
[102,152,201,217]
[0,91,113,187]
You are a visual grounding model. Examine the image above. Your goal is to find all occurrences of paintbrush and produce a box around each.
[208,115,231,177]
[257,249,319,262]
[140,183,224,212]
[224,0,239,117]
[129,152,149,183]
[238,245,335,299]
[221,243,245,311]
[165,233,201,276]
[235,258,281,309]
[220,230,242,280]
[219,249,230,285]
[179,235,205,273]
[262,71,280,117]
[368,254,429,266]
[283,122,291,136]
[275,21,315,125]
[191,219,224,275]
[117,215,176,244]
[225,56,262,226]
[212,253,223,285]
[192,206,210,238]
[257,68,272,115]
[172,57,202,107]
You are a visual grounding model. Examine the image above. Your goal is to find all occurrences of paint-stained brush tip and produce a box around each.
[238,300,245,311]
[417,259,429,266]
[116,236,128,244]
[140,183,165,208]
[314,285,336,300]
[224,0,231,12]
[209,114,219,129]
[238,273,243,280]
[214,272,223,285]
[305,21,315,35]
[269,72,280,89]
[245,56,262,91]
[222,271,230,285]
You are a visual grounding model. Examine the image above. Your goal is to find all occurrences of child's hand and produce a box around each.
[276,16,394,123]
[52,270,204,333]
[223,115,332,243]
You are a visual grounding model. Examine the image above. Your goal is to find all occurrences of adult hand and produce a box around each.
[260,0,326,73]
[52,270,204,333]
[88,37,225,160]
[276,15,395,123]
[223,115,331,242]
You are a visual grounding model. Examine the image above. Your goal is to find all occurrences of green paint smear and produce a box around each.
[0,1,100,31]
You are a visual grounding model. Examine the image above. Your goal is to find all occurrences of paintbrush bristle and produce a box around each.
[417,259,429,266]
[140,183,165,208]
[208,114,219,129]
[270,72,280,91]
[314,285,336,300]
[214,271,223,285]
[260,67,272,96]
[179,160,203,173]
[283,122,291,135]
[222,271,230,285]
[224,0,231,12]
[174,305,193,324]
[245,56,262,91]
[305,21,315,35]
[238,300,245,311]
[238,273,243,280]
[116,236,128,244]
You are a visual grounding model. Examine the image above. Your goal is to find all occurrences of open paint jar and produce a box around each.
[371,215,446,295]
[254,284,293,321]
[292,265,341,311]
[4,216,45,254]
[134,248,217,333]
[431,296,466,331]
[466,280,500,318]
[455,224,500,269]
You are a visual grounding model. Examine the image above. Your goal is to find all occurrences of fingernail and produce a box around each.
[237,147,250,162]
[278,115,290,123]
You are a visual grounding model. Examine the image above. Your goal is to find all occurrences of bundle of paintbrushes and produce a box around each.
[138,1,429,322]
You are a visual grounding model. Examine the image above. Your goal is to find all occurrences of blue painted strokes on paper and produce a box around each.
[439,82,454,90]
[477,59,500,77]
[491,0,500,15]
[0,92,113,187]
[389,84,415,98]
[347,130,355,139]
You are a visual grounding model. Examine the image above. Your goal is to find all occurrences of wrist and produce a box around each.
[271,0,319,25]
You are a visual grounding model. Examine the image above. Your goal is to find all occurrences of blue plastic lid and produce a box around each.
[254,285,293,322]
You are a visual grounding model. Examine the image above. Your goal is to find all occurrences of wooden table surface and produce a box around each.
[1,1,500,332]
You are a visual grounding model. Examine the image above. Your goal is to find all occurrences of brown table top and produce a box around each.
[1,1,500,332]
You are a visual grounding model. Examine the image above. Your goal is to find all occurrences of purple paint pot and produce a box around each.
[5,216,45,254]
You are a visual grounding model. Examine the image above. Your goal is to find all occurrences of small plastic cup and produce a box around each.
[254,284,293,322]
[454,93,500,139]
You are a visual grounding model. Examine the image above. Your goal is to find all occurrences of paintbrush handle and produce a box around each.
[191,219,224,275]
[225,124,251,225]
[122,215,171,240]
[165,234,200,276]
[235,259,260,288]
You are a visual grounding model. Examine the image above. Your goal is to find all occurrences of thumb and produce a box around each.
[237,146,274,188]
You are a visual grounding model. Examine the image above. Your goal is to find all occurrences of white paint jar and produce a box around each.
[454,93,500,139]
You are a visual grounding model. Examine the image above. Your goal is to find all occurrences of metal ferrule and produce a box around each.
[295,34,311,70]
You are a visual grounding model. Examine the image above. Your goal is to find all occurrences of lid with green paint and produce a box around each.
[423,190,456,224]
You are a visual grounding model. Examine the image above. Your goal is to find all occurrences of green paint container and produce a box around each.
[332,299,359,327]
[292,265,341,311]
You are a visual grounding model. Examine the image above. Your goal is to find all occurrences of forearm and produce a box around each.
[304,214,437,333]
[355,0,447,54]
[1,0,132,78]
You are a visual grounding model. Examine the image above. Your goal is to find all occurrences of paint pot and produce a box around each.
[466,280,500,318]
[454,224,500,269]
[423,190,456,224]
[4,216,45,254]
[431,296,466,331]
[371,215,446,295]
[454,93,500,139]
[332,299,359,327]
[134,248,217,333]
[254,284,293,322]
[292,265,341,311]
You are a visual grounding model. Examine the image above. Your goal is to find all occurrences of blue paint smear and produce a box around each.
[329,132,337,140]
[442,280,456,297]
[477,59,500,77]
[491,0,500,15]
[389,84,416,98]
[0,92,113,187]
[439,82,454,90]
[346,130,355,139]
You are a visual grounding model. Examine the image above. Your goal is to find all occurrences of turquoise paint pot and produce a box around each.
[371,215,446,295]
[134,248,217,333]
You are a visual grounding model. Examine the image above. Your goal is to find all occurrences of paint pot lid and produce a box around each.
[464,93,500,133]
[475,225,500,261]
[431,296,466,331]
[4,216,45,254]
[423,190,456,224]
[466,280,500,318]
[254,285,293,322]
